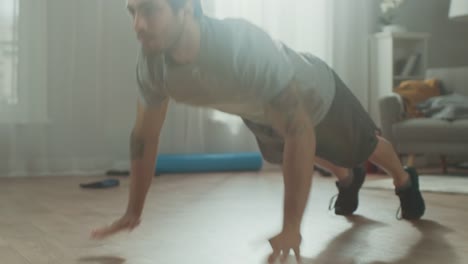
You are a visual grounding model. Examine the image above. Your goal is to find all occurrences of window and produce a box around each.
[0,0,47,123]
[0,0,18,105]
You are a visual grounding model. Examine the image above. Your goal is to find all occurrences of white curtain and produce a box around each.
[329,0,379,108]
[0,0,378,177]
[1,0,135,177]
[207,0,330,57]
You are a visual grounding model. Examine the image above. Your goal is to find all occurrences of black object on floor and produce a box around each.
[106,170,162,177]
[106,170,129,176]
[80,179,120,189]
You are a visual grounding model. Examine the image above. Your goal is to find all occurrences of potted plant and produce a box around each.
[379,0,407,32]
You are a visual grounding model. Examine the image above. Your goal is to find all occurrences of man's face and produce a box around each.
[127,0,184,55]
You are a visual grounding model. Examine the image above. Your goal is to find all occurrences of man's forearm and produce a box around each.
[263,79,315,234]
[281,130,315,233]
[126,130,160,216]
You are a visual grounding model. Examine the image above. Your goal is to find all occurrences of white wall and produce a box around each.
[397,0,468,68]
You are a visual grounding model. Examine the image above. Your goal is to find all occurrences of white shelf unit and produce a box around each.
[368,31,430,127]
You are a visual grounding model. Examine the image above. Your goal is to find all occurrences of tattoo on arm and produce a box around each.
[268,80,308,136]
[130,131,145,160]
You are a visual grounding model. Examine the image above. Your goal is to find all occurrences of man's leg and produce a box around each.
[314,157,367,215]
[368,136,409,187]
[368,135,425,219]
[310,67,424,219]
[314,157,349,182]
[315,135,408,189]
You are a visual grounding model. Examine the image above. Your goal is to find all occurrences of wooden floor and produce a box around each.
[0,171,467,264]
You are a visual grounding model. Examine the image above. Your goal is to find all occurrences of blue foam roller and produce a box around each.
[155,152,263,174]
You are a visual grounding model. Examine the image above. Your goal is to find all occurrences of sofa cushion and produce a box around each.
[393,118,468,143]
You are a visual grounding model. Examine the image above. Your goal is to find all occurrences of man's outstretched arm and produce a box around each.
[91,98,169,239]
[126,98,169,217]
[265,80,316,262]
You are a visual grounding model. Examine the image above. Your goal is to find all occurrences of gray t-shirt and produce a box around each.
[136,16,336,126]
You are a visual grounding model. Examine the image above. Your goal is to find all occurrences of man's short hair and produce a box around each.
[169,0,203,18]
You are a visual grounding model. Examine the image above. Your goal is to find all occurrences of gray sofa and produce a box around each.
[379,66,468,172]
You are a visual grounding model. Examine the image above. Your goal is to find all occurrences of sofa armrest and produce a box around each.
[379,94,404,144]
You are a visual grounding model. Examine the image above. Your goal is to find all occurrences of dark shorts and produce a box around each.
[243,72,379,168]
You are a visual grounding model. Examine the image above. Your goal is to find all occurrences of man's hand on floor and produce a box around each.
[90,212,141,240]
[268,230,302,263]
